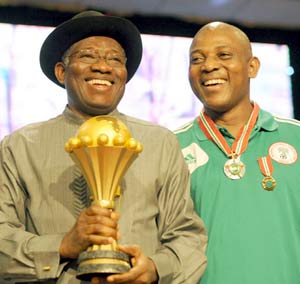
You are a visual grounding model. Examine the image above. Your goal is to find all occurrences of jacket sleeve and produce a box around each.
[149,133,207,284]
[0,139,68,282]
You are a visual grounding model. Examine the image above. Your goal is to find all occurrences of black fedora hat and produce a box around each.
[39,10,142,87]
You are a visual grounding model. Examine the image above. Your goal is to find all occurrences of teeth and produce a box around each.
[203,79,226,86]
[88,79,112,86]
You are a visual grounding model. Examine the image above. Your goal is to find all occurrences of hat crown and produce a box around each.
[40,10,142,86]
[72,10,104,19]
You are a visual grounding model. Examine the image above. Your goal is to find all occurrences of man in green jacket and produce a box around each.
[176,21,300,284]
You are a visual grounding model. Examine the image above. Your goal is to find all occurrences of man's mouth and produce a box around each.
[203,79,226,86]
[87,79,112,86]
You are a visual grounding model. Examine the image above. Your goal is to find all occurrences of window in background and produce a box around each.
[0,23,293,139]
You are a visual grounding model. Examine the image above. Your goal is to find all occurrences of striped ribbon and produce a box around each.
[198,103,259,158]
[257,155,276,191]
[258,156,273,177]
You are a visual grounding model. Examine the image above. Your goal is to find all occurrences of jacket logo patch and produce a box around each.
[182,143,209,173]
[268,142,297,164]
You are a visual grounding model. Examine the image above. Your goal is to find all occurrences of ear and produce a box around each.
[54,62,66,86]
[248,56,260,78]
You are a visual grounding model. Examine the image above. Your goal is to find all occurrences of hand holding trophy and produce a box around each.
[65,115,143,281]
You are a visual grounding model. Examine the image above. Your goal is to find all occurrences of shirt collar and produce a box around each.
[63,105,121,125]
[255,108,278,132]
[193,108,279,141]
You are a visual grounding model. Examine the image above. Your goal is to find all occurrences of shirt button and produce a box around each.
[43,266,51,271]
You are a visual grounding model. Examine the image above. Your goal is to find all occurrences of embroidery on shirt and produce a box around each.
[71,166,91,217]
[268,142,298,164]
[182,143,209,174]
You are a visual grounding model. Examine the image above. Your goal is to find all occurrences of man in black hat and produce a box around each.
[0,11,207,284]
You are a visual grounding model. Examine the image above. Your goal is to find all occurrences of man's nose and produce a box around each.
[201,57,219,72]
[90,57,113,71]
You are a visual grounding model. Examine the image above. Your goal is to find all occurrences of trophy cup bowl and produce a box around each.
[65,115,143,281]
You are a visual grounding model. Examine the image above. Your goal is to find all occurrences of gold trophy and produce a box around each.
[65,115,143,281]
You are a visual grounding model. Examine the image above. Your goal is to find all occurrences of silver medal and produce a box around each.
[224,157,246,179]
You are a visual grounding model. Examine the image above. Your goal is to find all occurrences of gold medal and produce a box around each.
[258,156,276,191]
[262,176,276,191]
[224,158,246,179]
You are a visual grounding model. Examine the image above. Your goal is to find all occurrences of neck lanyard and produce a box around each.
[198,103,259,179]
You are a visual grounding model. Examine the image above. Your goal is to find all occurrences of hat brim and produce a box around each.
[39,14,142,87]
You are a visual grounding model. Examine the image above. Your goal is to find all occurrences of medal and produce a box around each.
[224,157,245,179]
[198,103,259,179]
[262,176,276,191]
[258,156,276,191]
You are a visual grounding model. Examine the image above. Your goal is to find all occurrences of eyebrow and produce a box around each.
[190,44,234,53]
[83,48,126,57]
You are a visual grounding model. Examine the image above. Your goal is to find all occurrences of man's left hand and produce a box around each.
[91,244,158,284]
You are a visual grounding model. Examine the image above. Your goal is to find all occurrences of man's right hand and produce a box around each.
[59,204,120,259]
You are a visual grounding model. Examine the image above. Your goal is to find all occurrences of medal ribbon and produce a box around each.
[258,156,273,177]
[198,103,259,158]
[258,155,276,191]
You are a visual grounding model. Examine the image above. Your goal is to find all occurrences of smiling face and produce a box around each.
[189,22,260,115]
[55,36,127,117]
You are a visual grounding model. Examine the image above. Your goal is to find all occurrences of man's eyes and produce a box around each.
[218,52,232,59]
[79,52,95,58]
[190,56,205,63]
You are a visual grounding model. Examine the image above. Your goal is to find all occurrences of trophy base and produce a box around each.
[76,250,131,281]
